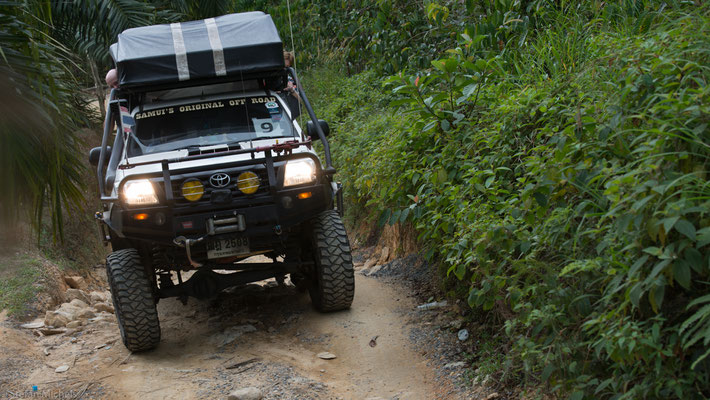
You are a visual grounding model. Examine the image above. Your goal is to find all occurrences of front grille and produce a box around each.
[170,168,271,206]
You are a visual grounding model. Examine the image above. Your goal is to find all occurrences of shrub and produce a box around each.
[308,2,710,398]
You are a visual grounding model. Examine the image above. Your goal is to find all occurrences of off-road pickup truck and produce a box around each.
[90,11,354,352]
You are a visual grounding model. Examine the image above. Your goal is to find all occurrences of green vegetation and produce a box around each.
[0,256,45,318]
[1,0,708,397]
[0,1,86,239]
[302,1,710,398]
[263,0,464,72]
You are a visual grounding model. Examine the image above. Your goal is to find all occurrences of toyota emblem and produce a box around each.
[209,173,231,188]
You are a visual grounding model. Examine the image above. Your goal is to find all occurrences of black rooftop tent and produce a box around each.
[109,12,284,88]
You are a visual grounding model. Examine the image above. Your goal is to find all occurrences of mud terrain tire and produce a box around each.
[309,210,355,311]
[106,248,161,352]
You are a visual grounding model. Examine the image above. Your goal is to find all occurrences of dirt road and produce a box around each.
[1,262,469,399]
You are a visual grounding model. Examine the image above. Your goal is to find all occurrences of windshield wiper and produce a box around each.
[181,142,242,156]
[252,136,296,141]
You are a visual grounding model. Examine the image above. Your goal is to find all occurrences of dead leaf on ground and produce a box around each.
[369,335,379,347]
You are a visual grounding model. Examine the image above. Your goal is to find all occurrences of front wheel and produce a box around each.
[308,210,355,311]
[106,248,161,352]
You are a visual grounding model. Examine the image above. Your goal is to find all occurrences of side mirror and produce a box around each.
[306,120,330,141]
[89,146,111,167]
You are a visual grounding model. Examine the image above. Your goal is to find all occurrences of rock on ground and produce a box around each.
[227,387,263,400]
[377,246,390,265]
[44,297,97,327]
[444,361,466,369]
[93,302,114,313]
[89,291,111,305]
[66,320,83,329]
[366,265,383,276]
[45,310,71,327]
[363,258,377,271]
[317,352,337,360]
[64,288,91,305]
[68,299,89,309]
[64,276,86,289]
[20,321,44,329]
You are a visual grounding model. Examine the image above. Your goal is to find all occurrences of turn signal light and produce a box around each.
[297,192,312,199]
[133,213,149,221]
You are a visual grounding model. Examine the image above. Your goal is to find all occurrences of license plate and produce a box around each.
[206,237,249,259]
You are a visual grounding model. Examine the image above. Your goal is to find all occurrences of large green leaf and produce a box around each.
[673,260,691,289]
[674,219,697,241]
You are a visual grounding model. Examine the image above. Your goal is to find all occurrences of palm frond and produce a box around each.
[0,3,86,240]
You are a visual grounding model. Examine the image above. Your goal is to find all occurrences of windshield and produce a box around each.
[127,95,295,156]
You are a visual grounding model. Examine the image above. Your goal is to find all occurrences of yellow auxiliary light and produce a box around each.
[181,179,204,202]
[237,171,260,194]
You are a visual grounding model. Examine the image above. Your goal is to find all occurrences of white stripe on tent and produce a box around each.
[205,18,227,77]
[170,23,189,81]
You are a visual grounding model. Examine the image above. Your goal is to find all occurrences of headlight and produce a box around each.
[284,159,316,187]
[181,179,204,202]
[122,180,159,205]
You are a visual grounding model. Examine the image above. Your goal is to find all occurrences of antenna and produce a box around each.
[286,0,297,70]
[286,0,302,119]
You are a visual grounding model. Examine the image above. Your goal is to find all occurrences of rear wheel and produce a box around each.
[106,248,161,352]
[308,210,355,311]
